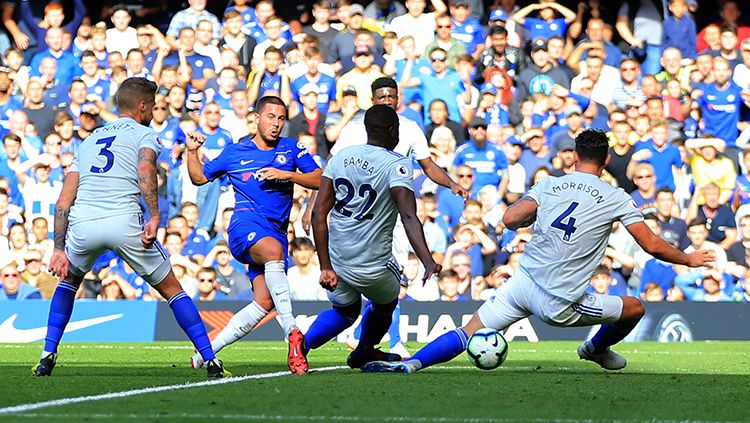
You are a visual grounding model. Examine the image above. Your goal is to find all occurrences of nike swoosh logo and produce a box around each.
[0,313,124,343]
[240,160,253,165]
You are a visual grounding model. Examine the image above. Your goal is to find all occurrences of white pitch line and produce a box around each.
[0,366,346,416]
[4,413,747,423]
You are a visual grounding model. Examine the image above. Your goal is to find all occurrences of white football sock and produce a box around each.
[264,260,296,335]
[211,301,269,353]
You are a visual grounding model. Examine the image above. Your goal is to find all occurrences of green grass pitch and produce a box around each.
[1,341,749,422]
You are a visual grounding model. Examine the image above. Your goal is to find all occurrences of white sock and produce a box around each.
[264,260,296,334]
[211,301,269,353]
[41,350,56,360]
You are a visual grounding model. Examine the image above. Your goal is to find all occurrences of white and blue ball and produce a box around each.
[466,328,508,370]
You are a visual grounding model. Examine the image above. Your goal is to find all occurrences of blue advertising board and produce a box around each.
[0,301,157,343]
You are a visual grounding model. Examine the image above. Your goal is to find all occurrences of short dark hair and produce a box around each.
[116,77,157,111]
[489,25,508,36]
[255,95,286,114]
[291,237,315,251]
[688,218,707,228]
[364,105,399,149]
[655,187,674,197]
[574,129,608,166]
[592,264,611,278]
[371,77,397,96]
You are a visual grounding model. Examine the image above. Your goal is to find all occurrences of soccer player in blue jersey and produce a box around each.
[363,129,715,374]
[186,95,322,375]
[305,105,441,369]
[33,78,227,378]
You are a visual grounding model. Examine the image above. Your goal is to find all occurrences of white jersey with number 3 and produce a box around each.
[69,117,162,223]
[323,144,414,270]
[521,172,643,302]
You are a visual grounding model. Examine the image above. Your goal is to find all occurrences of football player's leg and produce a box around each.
[249,237,297,335]
[589,296,644,351]
[209,272,271,356]
[117,218,217,368]
[304,299,361,354]
[402,281,528,372]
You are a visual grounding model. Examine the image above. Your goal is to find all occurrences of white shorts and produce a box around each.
[66,213,171,285]
[478,270,623,330]
[329,257,401,307]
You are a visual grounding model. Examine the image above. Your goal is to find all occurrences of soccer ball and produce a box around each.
[466,328,508,370]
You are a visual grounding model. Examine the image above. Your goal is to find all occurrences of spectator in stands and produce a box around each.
[388,0,447,54]
[735,271,750,302]
[686,183,737,250]
[20,248,56,299]
[517,38,570,99]
[247,46,289,105]
[662,0,696,59]
[205,240,251,301]
[287,237,326,301]
[513,0,576,41]
[291,47,337,116]
[105,6,138,56]
[437,269,468,301]
[28,216,52,260]
[616,0,665,76]
[518,127,553,186]
[454,117,507,195]
[630,162,657,209]
[674,267,733,302]
[166,0,220,49]
[685,218,727,272]
[685,137,736,204]
[29,28,79,86]
[424,13,465,68]
[302,2,338,60]
[193,267,226,301]
[632,118,682,191]
[443,222,497,279]
[0,261,41,300]
[691,57,749,169]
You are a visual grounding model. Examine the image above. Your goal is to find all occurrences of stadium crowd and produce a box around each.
[0,0,749,304]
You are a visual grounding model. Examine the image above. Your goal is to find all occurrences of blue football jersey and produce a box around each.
[203,136,320,228]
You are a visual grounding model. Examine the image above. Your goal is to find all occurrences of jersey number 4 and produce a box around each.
[551,201,578,241]
[334,178,377,220]
[90,136,116,173]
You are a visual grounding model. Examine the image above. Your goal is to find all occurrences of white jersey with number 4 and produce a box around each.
[330,115,430,161]
[69,117,162,223]
[522,172,643,302]
[323,144,414,270]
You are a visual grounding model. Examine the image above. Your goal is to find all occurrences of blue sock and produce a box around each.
[168,292,215,362]
[410,328,468,370]
[388,302,401,349]
[357,301,395,349]
[303,308,354,354]
[590,323,633,353]
[43,281,78,354]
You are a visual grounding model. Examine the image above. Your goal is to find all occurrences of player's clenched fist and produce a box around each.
[319,269,339,291]
[185,131,207,152]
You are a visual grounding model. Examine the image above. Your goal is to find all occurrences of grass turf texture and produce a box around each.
[1,341,749,422]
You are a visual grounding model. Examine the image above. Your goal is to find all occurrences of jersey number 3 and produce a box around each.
[90,136,116,173]
[334,178,377,220]
[551,201,578,241]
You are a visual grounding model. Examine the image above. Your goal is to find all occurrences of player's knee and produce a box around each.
[251,238,284,264]
[255,297,275,312]
[621,297,645,325]
[370,298,398,317]
[334,300,361,324]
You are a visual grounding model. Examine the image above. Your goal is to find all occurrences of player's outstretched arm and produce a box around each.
[417,157,468,199]
[138,147,161,248]
[49,171,79,281]
[311,176,338,291]
[185,132,209,186]
[626,221,717,267]
[393,186,442,282]
[502,197,538,230]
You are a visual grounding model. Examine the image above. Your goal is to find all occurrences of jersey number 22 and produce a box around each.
[334,178,377,220]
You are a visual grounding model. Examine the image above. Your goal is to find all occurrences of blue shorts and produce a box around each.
[227,213,288,283]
